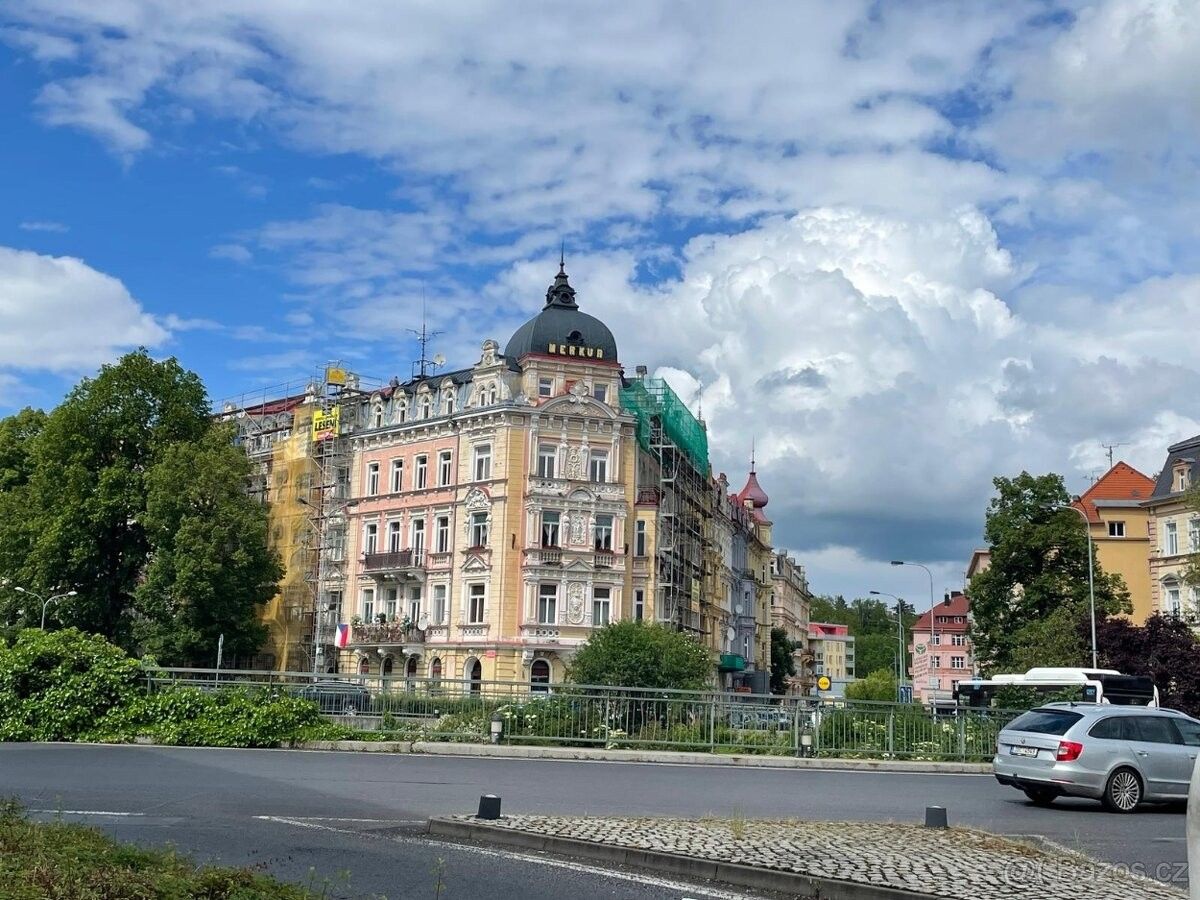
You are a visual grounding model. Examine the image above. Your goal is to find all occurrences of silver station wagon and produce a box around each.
[993,703,1200,812]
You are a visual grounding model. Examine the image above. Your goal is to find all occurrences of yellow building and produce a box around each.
[220,370,367,671]
[1071,461,1156,623]
[770,551,812,693]
[1145,436,1200,619]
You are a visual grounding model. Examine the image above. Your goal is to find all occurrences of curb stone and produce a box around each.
[426,816,941,900]
[290,740,991,773]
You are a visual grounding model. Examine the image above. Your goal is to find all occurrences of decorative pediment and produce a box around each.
[461,554,490,572]
[464,486,492,512]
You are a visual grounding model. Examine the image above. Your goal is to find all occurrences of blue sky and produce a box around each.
[2,1,1199,603]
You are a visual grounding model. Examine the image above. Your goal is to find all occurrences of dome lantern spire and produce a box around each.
[545,246,578,310]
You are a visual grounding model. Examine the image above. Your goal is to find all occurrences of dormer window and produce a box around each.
[420,396,431,419]
[371,404,383,428]
[444,391,456,414]
[489,387,498,404]
[538,377,553,398]
[397,400,407,423]
[1175,464,1191,492]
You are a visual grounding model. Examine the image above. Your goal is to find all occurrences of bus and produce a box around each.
[953,667,1159,708]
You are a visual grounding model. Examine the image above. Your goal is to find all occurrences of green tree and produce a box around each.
[132,425,279,666]
[810,594,916,678]
[968,472,1130,673]
[568,621,712,690]
[845,669,898,702]
[769,627,795,694]
[0,408,46,622]
[21,351,210,644]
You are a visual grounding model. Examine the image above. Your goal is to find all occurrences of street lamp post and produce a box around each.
[12,586,78,629]
[891,561,936,707]
[869,590,907,690]
[1061,501,1099,670]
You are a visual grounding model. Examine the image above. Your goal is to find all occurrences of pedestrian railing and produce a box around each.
[143,666,1021,761]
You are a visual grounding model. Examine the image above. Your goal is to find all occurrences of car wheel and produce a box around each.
[1102,768,1142,813]
[1022,787,1057,806]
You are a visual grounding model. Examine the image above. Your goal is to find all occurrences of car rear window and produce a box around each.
[1006,709,1083,736]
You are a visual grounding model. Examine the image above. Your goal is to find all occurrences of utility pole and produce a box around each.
[216,633,224,685]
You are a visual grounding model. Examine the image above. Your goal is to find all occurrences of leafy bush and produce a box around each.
[569,621,712,689]
[0,628,143,741]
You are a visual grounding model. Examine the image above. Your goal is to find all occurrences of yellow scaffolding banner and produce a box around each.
[325,366,348,386]
[312,405,340,442]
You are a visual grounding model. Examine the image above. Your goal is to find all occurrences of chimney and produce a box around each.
[635,365,648,379]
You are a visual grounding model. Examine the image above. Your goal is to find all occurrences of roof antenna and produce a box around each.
[408,287,444,380]
[1101,442,1127,469]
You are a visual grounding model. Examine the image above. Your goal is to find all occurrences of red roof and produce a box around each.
[912,591,969,633]
[1071,461,1155,524]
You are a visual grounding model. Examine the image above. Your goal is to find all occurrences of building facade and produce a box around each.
[808,621,855,697]
[770,551,812,693]
[1145,434,1200,620]
[230,265,795,687]
[1070,461,1155,623]
[908,590,973,704]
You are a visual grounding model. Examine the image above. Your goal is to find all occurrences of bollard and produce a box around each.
[477,794,502,820]
[924,806,948,829]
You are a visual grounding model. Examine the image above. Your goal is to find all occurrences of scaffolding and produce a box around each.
[621,377,710,634]
[217,365,378,671]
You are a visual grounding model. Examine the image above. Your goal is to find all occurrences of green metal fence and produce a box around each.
[145,667,1020,761]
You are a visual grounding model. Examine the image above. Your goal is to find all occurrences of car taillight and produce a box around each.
[1056,740,1084,762]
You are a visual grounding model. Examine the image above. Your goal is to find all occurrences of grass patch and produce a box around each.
[0,800,333,899]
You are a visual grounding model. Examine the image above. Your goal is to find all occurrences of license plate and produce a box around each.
[1010,746,1039,758]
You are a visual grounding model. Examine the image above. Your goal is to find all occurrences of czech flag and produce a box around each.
[334,624,350,649]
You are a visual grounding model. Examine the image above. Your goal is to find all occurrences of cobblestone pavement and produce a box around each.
[455,814,1184,899]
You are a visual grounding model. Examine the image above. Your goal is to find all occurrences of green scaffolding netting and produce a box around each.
[619,377,709,475]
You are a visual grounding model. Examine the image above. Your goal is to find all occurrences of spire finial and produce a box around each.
[559,239,565,274]
[750,437,756,473]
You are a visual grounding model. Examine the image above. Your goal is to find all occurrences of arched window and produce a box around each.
[466,657,483,694]
[406,656,418,677]
[430,657,443,679]
[398,401,408,423]
[445,392,456,414]
[381,656,394,676]
[358,657,371,675]
[420,396,432,418]
[488,387,498,405]
[531,659,551,692]
[372,404,384,428]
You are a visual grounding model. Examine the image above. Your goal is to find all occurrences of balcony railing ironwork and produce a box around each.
[363,549,426,573]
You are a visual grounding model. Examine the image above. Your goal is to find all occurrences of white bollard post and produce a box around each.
[1188,751,1200,899]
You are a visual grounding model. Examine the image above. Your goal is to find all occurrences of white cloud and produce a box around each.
[18,220,69,233]
[528,207,1200,578]
[0,245,168,373]
[210,243,252,263]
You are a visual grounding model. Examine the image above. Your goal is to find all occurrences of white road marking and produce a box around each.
[259,814,764,899]
[253,815,426,824]
[28,809,146,817]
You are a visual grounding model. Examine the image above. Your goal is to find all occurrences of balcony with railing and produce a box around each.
[350,622,425,645]
[525,546,563,566]
[594,551,616,568]
[362,549,426,575]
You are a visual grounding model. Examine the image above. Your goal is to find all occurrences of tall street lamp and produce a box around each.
[869,590,908,688]
[1060,500,1099,670]
[14,586,78,630]
[891,561,937,706]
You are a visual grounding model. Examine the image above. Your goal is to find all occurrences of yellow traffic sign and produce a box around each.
[817,675,832,691]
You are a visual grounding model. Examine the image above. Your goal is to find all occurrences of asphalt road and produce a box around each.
[1,744,1189,897]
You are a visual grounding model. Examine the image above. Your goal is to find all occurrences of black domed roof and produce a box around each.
[504,264,618,363]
